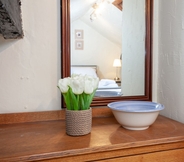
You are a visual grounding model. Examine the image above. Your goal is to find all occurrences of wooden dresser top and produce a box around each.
[1,115,184,161]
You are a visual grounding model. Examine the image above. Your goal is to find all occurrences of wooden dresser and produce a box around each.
[1,111,184,162]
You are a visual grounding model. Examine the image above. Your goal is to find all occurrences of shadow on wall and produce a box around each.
[0,36,18,53]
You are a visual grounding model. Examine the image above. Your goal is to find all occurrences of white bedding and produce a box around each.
[98,79,118,88]
[71,66,119,88]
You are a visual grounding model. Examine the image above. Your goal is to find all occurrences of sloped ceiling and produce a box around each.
[70,0,122,46]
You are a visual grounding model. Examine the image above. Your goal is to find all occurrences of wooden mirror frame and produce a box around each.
[61,0,153,107]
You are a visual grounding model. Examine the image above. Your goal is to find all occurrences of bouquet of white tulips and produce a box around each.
[58,74,99,110]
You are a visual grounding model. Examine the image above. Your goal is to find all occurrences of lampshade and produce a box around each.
[113,59,121,67]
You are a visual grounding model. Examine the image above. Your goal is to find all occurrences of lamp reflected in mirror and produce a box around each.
[113,59,121,81]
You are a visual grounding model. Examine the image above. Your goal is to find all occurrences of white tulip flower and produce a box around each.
[70,74,84,94]
[84,75,99,94]
[58,77,70,93]
[58,74,99,110]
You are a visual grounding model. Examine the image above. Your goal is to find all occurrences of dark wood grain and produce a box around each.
[1,115,184,161]
[99,148,184,162]
[0,107,113,124]
[0,110,65,124]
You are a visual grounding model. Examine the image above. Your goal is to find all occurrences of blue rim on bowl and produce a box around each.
[107,101,164,113]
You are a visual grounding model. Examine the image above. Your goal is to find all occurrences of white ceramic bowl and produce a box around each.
[108,101,164,130]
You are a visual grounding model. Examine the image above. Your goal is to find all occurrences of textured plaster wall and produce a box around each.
[158,0,184,123]
[0,0,61,113]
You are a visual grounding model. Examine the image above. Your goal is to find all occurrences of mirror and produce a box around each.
[61,0,153,107]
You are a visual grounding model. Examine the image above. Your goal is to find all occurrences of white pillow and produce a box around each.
[71,67,98,78]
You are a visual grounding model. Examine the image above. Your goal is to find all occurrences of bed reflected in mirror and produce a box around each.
[71,65,122,97]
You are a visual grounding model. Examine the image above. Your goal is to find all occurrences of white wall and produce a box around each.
[121,0,145,96]
[71,20,121,79]
[157,0,184,123]
[0,0,61,113]
[2,0,183,121]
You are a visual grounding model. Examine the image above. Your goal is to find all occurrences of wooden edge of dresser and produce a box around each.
[0,107,113,124]
[2,136,184,162]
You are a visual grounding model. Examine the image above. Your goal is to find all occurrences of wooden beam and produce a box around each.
[0,0,23,39]
[112,0,123,11]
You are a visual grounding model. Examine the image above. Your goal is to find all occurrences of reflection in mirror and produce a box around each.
[70,0,145,97]
[61,0,152,106]
[70,0,123,98]
[121,0,145,96]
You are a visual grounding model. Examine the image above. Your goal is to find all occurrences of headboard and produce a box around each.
[71,65,98,78]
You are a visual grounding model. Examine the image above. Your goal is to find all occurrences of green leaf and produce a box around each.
[69,87,77,110]
[62,92,71,110]
[80,94,85,110]
[85,90,96,109]
[76,95,79,110]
